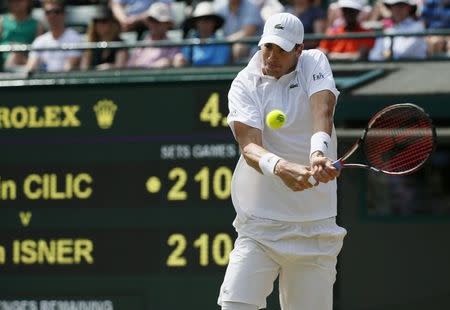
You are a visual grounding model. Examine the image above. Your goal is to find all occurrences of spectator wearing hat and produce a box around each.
[81,7,128,70]
[214,0,264,62]
[319,0,375,60]
[174,1,231,66]
[26,0,83,72]
[0,0,45,71]
[369,0,427,60]
[327,0,372,29]
[127,2,183,68]
[110,0,173,37]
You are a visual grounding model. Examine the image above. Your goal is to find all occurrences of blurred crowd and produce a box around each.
[0,0,449,72]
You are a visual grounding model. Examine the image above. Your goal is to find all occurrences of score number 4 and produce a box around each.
[200,93,228,127]
[166,233,233,267]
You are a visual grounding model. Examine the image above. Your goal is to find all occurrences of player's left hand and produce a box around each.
[310,152,340,184]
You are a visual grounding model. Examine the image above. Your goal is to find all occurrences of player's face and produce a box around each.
[261,43,303,79]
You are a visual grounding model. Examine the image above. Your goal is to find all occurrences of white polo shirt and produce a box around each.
[30,28,82,72]
[228,49,339,222]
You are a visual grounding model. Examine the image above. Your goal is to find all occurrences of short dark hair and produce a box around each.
[42,0,65,9]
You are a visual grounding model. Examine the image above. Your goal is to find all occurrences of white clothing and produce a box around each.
[218,217,346,309]
[221,302,258,310]
[369,18,427,61]
[227,49,339,223]
[220,48,344,310]
[29,28,82,72]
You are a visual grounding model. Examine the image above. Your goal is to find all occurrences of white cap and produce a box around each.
[146,2,174,23]
[384,0,416,5]
[258,13,304,52]
[337,0,366,10]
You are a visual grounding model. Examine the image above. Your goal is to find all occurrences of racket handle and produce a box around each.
[332,160,343,170]
[308,175,319,186]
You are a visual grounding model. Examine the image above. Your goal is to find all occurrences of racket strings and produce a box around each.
[363,106,434,173]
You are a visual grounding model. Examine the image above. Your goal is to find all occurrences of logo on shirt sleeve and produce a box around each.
[313,73,325,81]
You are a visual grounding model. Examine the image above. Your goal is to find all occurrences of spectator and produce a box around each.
[327,0,372,28]
[26,0,82,72]
[0,0,44,71]
[174,1,230,66]
[127,2,182,68]
[214,0,264,62]
[369,0,427,60]
[80,7,128,70]
[285,0,327,48]
[110,0,173,37]
[421,0,450,55]
[319,0,375,60]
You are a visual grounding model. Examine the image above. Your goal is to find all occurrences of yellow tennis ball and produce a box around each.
[266,109,286,129]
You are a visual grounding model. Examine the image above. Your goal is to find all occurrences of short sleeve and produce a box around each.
[227,74,262,138]
[306,50,339,100]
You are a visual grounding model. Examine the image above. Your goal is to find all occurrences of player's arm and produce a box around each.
[309,89,340,183]
[233,121,313,191]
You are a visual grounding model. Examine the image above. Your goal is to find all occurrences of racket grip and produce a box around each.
[332,160,343,170]
[308,175,319,186]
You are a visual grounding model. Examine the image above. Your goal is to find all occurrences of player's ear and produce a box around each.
[294,44,303,56]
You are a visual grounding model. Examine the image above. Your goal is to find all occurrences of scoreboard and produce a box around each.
[0,81,241,309]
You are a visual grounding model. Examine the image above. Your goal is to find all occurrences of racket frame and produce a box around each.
[332,103,436,175]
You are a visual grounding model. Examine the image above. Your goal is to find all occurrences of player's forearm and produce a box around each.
[233,121,267,173]
[240,142,269,173]
[310,90,336,135]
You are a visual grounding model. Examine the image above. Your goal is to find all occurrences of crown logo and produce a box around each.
[274,24,284,30]
[93,99,117,129]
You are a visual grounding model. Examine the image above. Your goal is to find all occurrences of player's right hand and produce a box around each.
[310,152,340,184]
[274,159,314,191]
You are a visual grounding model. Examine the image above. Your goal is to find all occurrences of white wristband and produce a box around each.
[259,153,282,176]
[310,131,331,158]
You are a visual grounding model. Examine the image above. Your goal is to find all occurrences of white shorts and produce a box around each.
[217,217,346,310]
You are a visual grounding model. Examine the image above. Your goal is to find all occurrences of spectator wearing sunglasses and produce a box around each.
[26,0,82,72]
[0,0,44,71]
[81,7,128,70]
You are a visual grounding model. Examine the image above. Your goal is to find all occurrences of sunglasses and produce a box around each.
[45,8,63,15]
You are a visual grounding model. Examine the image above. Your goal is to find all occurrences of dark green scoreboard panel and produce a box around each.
[0,82,239,309]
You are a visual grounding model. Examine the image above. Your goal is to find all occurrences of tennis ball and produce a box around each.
[266,109,286,129]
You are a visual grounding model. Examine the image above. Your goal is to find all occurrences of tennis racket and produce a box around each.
[333,103,436,175]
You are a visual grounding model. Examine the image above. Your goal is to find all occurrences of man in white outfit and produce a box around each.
[217,12,347,310]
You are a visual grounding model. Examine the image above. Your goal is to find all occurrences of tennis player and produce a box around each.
[218,13,347,310]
